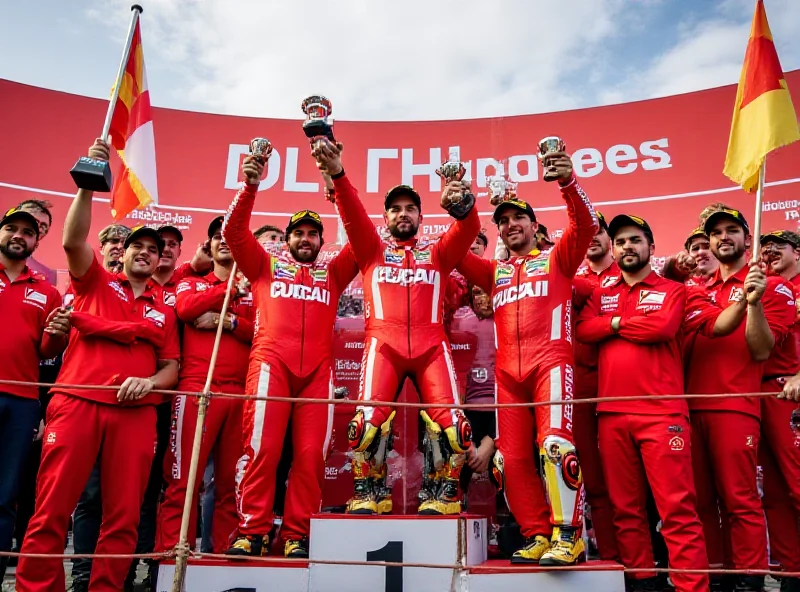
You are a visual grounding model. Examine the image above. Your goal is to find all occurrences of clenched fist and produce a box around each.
[744,262,767,305]
[541,151,574,185]
[242,155,264,186]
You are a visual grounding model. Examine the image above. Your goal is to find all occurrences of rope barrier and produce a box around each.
[0,378,785,409]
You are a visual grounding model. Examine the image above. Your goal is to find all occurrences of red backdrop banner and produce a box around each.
[2,74,800,274]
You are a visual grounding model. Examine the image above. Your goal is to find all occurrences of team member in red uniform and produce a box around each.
[155,216,255,555]
[313,139,480,516]
[153,224,213,304]
[224,154,358,559]
[16,139,180,592]
[683,209,795,592]
[0,208,65,581]
[577,215,708,592]
[457,151,597,565]
[571,211,620,561]
[757,231,800,589]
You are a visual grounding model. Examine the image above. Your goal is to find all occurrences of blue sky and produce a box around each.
[1,0,799,120]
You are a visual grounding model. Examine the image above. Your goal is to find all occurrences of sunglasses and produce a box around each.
[291,210,321,224]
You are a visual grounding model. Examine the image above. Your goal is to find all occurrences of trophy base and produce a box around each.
[70,157,112,192]
[303,120,335,141]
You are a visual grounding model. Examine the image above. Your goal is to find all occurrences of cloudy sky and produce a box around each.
[1,0,799,121]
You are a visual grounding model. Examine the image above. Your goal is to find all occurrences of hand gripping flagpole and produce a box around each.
[752,160,767,259]
[171,263,238,592]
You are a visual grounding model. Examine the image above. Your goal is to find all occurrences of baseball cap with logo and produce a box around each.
[761,229,800,248]
[286,209,324,237]
[607,214,654,242]
[596,211,609,232]
[1,207,40,238]
[158,224,184,243]
[124,225,165,255]
[702,208,751,235]
[98,224,131,245]
[384,185,422,211]
[207,216,224,239]
[684,226,708,250]
[492,199,537,224]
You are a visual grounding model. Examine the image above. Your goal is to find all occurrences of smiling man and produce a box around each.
[16,139,180,592]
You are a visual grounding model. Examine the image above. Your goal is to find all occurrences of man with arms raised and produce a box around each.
[224,150,358,559]
[314,138,481,517]
[457,151,596,565]
[16,139,180,591]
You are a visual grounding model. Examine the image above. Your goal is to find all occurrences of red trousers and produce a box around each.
[598,413,708,592]
[17,395,156,592]
[574,371,619,560]
[495,362,580,538]
[359,337,461,430]
[759,385,800,571]
[237,356,333,541]
[155,380,244,554]
[691,411,767,569]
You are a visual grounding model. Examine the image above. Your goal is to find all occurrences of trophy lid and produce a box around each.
[301,95,333,117]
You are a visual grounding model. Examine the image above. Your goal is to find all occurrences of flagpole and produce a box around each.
[101,5,143,142]
[752,160,767,259]
[171,263,238,592]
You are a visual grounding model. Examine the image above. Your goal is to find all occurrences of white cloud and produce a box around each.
[88,0,634,120]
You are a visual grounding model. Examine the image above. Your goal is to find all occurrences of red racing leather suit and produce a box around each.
[223,182,359,541]
[457,175,597,537]
[330,173,481,434]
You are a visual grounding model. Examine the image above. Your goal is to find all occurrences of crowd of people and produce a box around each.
[0,135,799,592]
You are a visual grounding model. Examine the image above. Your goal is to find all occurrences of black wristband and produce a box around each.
[331,168,346,180]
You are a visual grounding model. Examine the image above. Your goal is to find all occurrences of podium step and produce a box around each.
[467,559,625,592]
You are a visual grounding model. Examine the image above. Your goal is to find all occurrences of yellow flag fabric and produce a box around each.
[723,0,800,192]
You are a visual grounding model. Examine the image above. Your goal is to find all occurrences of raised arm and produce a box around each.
[456,252,494,295]
[547,152,599,278]
[64,139,109,279]
[329,243,360,294]
[222,155,271,283]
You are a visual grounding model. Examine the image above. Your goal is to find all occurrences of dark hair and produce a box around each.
[17,199,53,225]
[254,224,284,240]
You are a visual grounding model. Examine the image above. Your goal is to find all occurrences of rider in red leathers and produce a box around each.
[223,153,358,558]
[313,138,481,516]
[458,151,597,566]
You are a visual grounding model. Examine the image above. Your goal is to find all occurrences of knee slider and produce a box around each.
[541,435,582,491]
[348,410,379,454]
[444,412,473,455]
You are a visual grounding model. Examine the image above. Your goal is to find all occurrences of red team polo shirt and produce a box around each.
[0,264,61,400]
[175,272,255,385]
[55,256,180,406]
[762,273,800,379]
[684,264,795,418]
[576,271,688,415]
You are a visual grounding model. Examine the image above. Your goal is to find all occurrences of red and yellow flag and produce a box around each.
[109,20,159,221]
[723,0,800,192]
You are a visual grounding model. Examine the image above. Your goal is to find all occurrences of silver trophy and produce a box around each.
[301,95,335,141]
[487,165,518,206]
[436,147,467,204]
[537,136,566,182]
[249,137,273,164]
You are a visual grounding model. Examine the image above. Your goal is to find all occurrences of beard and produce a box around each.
[289,243,319,263]
[0,240,34,260]
[388,220,418,241]
[586,244,609,262]
[712,242,745,264]
[618,251,649,273]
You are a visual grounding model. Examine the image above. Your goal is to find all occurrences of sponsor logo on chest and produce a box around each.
[728,286,744,303]
[495,263,514,287]
[163,292,176,307]
[383,248,405,266]
[24,288,48,310]
[311,268,328,283]
[524,257,548,277]
[600,293,620,312]
[601,276,619,288]
[0,278,5,294]
[376,267,438,286]
[637,289,667,312]
[493,280,548,308]
[412,248,432,264]
[270,281,330,305]
[143,305,166,327]
[108,281,129,303]
[272,260,298,281]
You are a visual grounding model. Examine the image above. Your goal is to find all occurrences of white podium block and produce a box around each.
[466,560,625,592]
[308,514,487,592]
[157,558,309,592]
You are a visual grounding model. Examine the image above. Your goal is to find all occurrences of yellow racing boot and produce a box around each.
[539,526,585,566]
[510,535,551,564]
[284,538,309,559]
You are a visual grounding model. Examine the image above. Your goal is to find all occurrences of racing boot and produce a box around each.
[226,533,270,557]
[539,526,585,566]
[373,469,393,515]
[419,452,465,515]
[510,535,551,564]
[284,538,309,559]
[346,452,378,515]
